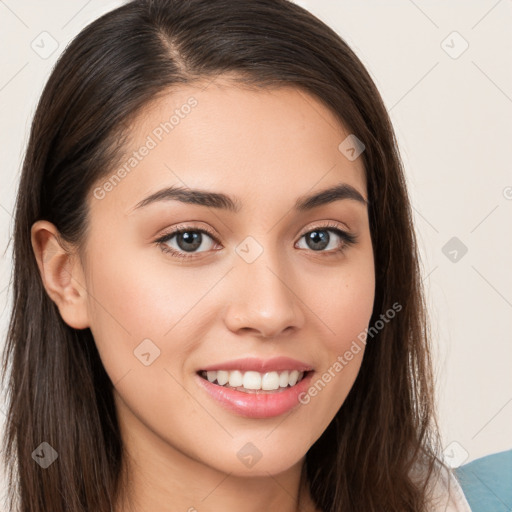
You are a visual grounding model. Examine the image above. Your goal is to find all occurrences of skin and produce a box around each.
[31,79,375,512]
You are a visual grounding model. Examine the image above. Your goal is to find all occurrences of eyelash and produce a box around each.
[154,222,358,261]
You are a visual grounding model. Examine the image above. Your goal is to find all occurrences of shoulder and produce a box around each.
[428,464,472,512]
[409,458,472,511]
[454,449,512,512]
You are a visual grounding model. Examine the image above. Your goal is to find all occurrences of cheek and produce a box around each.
[85,239,181,333]
[83,247,208,432]
[84,242,226,379]
[328,278,375,353]
[310,253,375,355]
[83,244,170,379]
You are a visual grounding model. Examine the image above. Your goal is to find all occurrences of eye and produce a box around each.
[155,226,219,260]
[296,222,357,255]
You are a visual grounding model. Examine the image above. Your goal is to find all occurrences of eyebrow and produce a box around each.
[130,182,368,213]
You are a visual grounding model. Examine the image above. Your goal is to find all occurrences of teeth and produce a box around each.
[217,370,229,386]
[278,370,289,388]
[243,371,261,389]
[201,369,306,390]
[229,370,243,387]
[261,371,280,391]
[288,370,300,386]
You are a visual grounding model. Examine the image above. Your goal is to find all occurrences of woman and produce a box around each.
[1,0,472,510]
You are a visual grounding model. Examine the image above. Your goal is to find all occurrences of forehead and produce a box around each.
[90,79,367,215]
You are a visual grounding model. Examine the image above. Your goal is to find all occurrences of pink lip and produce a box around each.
[195,370,314,419]
[199,356,313,373]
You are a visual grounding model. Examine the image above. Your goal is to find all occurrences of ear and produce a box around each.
[30,220,90,330]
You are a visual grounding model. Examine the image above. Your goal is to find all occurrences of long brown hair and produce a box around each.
[1,0,448,510]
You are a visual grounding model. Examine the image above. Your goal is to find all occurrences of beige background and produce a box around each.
[1,0,511,501]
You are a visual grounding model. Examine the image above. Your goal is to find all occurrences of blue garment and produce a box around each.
[454,449,512,512]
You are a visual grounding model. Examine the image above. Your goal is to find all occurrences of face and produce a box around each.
[66,81,375,477]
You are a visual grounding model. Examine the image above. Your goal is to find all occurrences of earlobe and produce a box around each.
[30,220,90,330]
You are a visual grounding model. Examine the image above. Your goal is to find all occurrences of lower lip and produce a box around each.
[195,372,314,419]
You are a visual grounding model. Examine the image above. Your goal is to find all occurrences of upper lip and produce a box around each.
[199,357,314,373]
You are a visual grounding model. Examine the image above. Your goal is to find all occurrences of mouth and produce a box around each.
[197,369,312,394]
[195,359,315,419]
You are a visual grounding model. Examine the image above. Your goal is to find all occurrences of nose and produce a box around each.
[223,252,305,338]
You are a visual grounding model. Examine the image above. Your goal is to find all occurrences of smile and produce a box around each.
[195,357,315,418]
